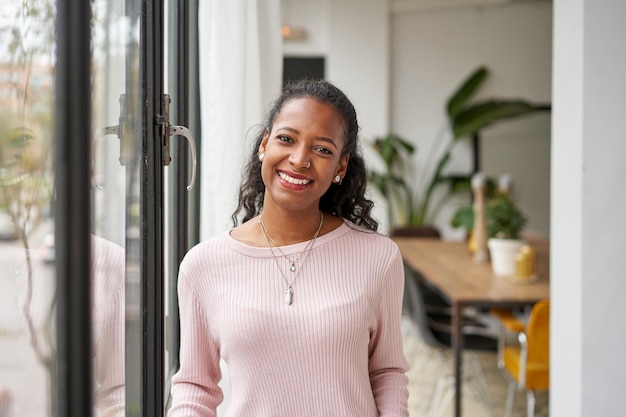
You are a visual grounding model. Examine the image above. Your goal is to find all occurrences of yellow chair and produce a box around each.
[491,300,549,417]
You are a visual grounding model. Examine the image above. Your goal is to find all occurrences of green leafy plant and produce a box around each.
[368,133,416,226]
[368,66,549,230]
[485,192,528,239]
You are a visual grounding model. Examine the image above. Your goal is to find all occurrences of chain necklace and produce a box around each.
[257,212,324,305]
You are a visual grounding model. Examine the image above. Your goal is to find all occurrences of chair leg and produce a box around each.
[427,355,496,417]
[467,353,495,417]
[427,374,454,417]
[437,380,457,417]
[526,390,536,417]
[504,381,516,417]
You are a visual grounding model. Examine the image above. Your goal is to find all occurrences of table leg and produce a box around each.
[452,302,463,417]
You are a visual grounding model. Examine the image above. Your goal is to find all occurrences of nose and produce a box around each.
[289,145,311,169]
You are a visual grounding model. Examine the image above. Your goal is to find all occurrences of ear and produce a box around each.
[336,153,350,178]
[258,129,269,154]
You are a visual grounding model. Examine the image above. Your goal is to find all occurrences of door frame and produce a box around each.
[55,0,94,416]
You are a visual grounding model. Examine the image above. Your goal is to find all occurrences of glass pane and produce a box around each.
[163,0,199,407]
[1,0,153,415]
[91,0,141,415]
[91,0,144,415]
[0,1,57,416]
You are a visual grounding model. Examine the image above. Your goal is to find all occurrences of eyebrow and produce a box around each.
[275,126,339,150]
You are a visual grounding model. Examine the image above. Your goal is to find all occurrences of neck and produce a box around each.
[259,208,323,246]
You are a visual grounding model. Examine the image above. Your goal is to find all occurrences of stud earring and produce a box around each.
[334,175,342,184]
[258,153,265,162]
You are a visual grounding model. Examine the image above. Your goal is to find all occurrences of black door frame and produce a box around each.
[55,0,93,416]
[141,0,166,415]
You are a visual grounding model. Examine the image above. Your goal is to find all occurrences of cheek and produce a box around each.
[260,162,271,184]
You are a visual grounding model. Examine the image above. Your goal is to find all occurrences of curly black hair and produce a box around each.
[231,78,378,231]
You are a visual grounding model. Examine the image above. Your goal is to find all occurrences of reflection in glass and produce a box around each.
[0,0,56,416]
[89,0,143,413]
[92,234,125,416]
[91,0,142,416]
[0,0,144,415]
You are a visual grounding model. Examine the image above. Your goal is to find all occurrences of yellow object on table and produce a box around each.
[515,245,537,282]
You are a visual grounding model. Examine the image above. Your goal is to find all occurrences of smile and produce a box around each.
[278,171,311,185]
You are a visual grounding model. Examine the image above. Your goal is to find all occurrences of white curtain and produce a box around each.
[199,0,283,240]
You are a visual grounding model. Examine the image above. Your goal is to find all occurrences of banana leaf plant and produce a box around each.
[368,66,550,229]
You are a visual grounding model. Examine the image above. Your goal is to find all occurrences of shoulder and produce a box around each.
[178,232,230,276]
[323,221,401,266]
[90,235,125,308]
[90,234,125,283]
[91,234,125,267]
[343,221,400,251]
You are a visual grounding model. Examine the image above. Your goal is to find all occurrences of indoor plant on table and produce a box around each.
[485,191,528,276]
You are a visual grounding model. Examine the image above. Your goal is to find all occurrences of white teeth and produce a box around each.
[279,171,311,185]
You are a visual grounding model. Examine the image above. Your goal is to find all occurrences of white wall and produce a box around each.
[552,1,626,416]
[391,1,552,238]
[281,0,389,136]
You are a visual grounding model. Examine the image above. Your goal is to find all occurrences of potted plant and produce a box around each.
[485,191,528,276]
[368,66,549,235]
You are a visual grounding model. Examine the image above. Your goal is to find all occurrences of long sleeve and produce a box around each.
[368,245,410,417]
[168,255,223,417]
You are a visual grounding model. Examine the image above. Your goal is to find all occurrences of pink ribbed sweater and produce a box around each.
[91,235,125,417]
[168,221,409,417]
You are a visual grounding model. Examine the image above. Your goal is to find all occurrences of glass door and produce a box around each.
[91,0,196,416]
[0,1,58,416]
[91,0,197,414]
[0,0,195,416]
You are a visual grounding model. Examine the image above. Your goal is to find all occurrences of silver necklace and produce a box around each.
[258,215,320,272]
[258,212,324,305]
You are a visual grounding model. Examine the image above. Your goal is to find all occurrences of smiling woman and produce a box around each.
[258,97,349,215]
[233,79,376,231]
[167,79,410,417]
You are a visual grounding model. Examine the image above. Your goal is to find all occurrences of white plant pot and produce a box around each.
[487,238,524,277]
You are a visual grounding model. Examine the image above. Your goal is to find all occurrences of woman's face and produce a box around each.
[259,97,350,213]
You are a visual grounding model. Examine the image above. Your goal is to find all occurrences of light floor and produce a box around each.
[402,316,549,417]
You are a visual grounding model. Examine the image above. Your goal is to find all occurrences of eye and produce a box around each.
[276,134,293,143]
[314,146,333,155]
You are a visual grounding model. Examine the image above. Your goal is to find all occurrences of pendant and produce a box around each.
[289,262,296,272]
[285,286,293,306]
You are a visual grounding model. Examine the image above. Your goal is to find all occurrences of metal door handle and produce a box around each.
[168,125,197,190]
[93,125,120,189]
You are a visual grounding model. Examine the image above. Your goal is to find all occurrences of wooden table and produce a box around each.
[392,237,550,417]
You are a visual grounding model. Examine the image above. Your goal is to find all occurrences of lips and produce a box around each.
[278,171,312,185]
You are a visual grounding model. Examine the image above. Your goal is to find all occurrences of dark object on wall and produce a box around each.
[283,56,325,86]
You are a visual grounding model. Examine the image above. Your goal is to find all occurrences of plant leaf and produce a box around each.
[485,193,528,239]
[440,174,472,193]
[451,100,546,139]
[372,133,415,169]
[446,66,488,119]
[450,205,474,230]
[393,135,415,154]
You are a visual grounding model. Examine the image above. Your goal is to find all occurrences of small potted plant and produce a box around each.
[485,191,528,276]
